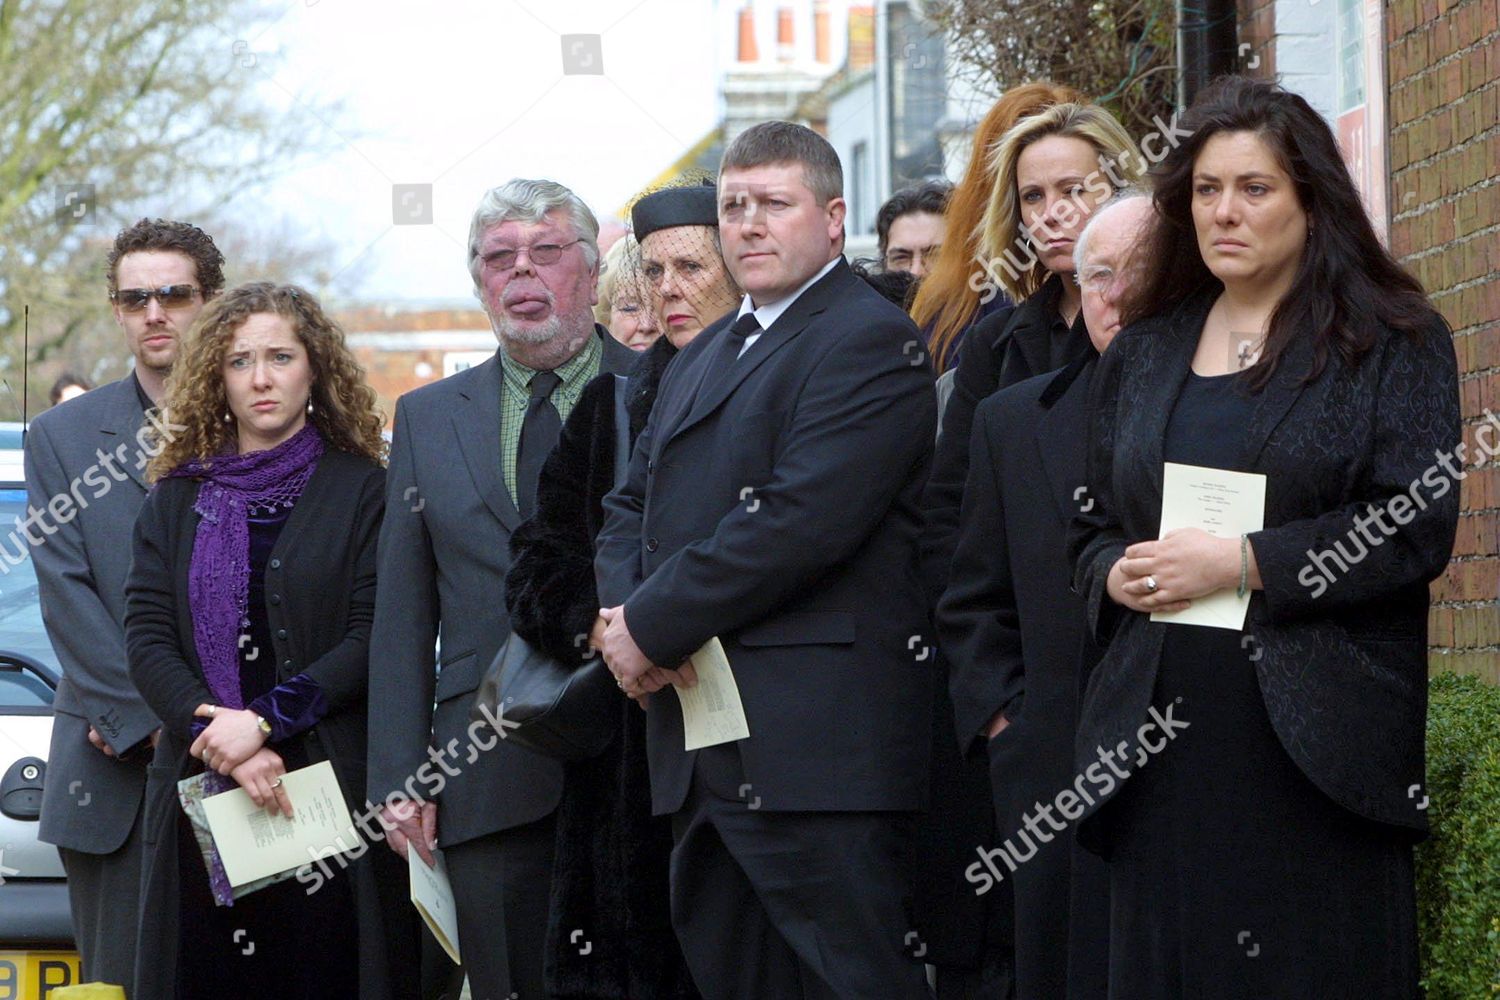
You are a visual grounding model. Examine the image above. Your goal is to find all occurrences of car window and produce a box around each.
[0,485,58,707]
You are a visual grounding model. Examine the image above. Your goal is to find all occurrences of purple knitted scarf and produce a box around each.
[164,424,323,905]
[166,424,325,711]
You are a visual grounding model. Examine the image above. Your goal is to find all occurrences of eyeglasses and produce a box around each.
[1075,266,1118,294]
[481,239,583,271]
[885,245,942,270]
[112,285,202,312]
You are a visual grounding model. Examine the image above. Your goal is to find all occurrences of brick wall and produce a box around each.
[1387,0,1500,682]
[335,307,494,431]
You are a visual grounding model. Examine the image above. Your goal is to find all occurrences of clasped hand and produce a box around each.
[190,705,267,775]
[231,746,293,817]
[1107,527,1241,613]
[380,798,438,866]
[595,606,697,703]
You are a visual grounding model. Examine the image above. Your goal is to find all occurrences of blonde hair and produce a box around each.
[977,103,1141,303]
[910,82,1084,371]
[593,234,647,325]
[147,282,387,480]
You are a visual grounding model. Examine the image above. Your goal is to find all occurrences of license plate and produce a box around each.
[0,952,83,1000]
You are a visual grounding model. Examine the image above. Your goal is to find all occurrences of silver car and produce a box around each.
[0,468,82,994]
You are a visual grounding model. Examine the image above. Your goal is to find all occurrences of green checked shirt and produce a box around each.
[498,332,602,501]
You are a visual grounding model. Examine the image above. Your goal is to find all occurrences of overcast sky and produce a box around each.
[240,0,723,304]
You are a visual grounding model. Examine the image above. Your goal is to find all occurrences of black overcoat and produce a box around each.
[911,275,1089,971]
[938,355,1109,998]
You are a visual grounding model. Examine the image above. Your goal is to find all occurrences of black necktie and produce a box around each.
[728,311,762,348]
[516,370,562,519]
[713,312,762,378]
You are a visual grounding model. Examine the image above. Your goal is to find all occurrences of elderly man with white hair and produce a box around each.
[366,178,638,999]
[937,191,1153,1000]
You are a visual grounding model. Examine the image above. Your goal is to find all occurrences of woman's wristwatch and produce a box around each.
[255,714,273,739]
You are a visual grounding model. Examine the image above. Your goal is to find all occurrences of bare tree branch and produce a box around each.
[928,0,1177,139]
[0,0,351,416]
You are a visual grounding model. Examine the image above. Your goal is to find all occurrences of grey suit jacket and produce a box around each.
[28,374,161,854]
[367,330,636,847]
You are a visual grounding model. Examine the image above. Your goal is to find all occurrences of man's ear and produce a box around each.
[825,196,847,238]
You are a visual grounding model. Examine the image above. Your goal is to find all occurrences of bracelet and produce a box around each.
[1237,534,1249,600]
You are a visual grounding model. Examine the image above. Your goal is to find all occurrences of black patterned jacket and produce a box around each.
[1068,284,1460,848]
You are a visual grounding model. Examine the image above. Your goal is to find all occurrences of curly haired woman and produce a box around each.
[126,282,418,1000]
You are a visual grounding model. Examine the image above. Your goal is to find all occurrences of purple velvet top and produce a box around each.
[190,506,327,742]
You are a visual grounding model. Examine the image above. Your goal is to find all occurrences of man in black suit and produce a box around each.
[595,122,935,999]
[938,192,1153,999]
[367,179,638,1000]
[28,219,224,989]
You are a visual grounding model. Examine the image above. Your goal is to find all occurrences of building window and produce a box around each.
[886,1,946,189]
[851,141,870,235]
[1337,0,1365,113]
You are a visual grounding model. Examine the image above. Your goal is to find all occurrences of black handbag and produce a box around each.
[470,374,635,761]
[471,631,617,760]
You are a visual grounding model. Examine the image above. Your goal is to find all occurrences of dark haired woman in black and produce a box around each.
[1070,76,1458,996]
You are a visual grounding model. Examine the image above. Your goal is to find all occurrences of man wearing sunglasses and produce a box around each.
[26,218,224,990]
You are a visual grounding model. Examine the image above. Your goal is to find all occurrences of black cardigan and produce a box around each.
[125,447,418,1000]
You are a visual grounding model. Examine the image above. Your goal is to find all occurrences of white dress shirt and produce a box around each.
[733,256,841,357]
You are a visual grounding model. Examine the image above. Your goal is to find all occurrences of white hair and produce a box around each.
[467,178,600,293]
[1074,187,1152,272]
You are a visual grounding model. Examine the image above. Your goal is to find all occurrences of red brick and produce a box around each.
[1256,0,1500,674]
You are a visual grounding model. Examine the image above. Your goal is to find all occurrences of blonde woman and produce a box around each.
[125,283,417,1000]
[910,81,1083,375]
[924,102,1141,590]
[595,234,661,351]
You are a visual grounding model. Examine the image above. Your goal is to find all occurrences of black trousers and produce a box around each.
[668,744,931,1000]
[444,813,557,1000]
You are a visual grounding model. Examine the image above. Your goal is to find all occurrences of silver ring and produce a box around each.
[1145,576,1159,593]
[206,705,217,718]
[271,777,283,788]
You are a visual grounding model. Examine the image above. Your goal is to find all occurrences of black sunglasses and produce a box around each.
[112,284,202,312]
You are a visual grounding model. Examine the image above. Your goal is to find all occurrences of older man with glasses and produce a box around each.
[367,178,638,1000]
[27,218,224,990]
[937,190,1154,1000]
